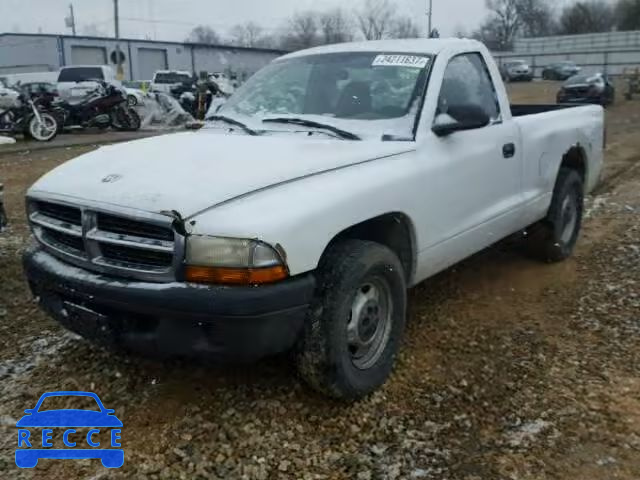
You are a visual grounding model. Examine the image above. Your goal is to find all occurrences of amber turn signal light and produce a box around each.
[184,265,288,285]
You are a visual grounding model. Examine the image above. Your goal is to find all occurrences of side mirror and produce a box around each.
[24,409,35,414]
[432,104,491,137]
[105,409,116,415]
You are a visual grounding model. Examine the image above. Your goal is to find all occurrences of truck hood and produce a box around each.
[30,131,413,218]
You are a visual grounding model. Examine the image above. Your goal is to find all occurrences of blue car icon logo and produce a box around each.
[16,391,123,468]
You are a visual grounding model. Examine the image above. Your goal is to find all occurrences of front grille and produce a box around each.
[566,87,590,96]
[35,201,81,225]
[101,244,173,269]
[97,213,174,242]
[42,229,85,256]
[30,200,179,281]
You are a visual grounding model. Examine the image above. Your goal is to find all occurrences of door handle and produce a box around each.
[503,143,516,158]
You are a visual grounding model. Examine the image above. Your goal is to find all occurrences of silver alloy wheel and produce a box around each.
[29,114,57,141]
[127,95,138,107]
[346,277,393,370]
[560,192,578,244]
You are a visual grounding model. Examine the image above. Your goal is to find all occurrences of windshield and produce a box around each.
[218,52,432,140]
[58,67,104,82]
[154,73,192,84]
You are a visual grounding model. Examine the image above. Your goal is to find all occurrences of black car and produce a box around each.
[557,73,615,107]
[542,61,581,81]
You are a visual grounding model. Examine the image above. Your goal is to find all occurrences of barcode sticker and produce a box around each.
[372,55,430,69]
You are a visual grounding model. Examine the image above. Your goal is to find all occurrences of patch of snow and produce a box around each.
[505,419,552,447]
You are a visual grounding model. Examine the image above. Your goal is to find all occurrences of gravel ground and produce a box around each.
[0,83,639,479]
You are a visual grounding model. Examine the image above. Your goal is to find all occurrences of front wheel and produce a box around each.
[27,113,58,142]
[295,240,407,400]
[523,168,584,262]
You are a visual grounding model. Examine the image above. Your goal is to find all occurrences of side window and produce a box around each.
[437,53,501,123]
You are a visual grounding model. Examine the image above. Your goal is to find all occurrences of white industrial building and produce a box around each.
[0,33,285,81]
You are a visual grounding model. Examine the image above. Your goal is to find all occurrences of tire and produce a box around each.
[295,240,407,400]
[523,168,584,263]
[127,94,138,107]
[111,107,141,131]
[27,113,58,142]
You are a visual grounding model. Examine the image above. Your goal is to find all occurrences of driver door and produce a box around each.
[416,53,523,275]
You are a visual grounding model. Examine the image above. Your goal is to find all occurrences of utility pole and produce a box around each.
[427,0,433,37]
[67,3,76,36]
[114,0,124,80]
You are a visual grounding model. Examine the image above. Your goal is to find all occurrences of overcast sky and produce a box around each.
[0,0,610,42]
[0,0,489,40]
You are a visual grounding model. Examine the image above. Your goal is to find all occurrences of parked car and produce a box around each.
[122,80,151,106]
[557,73,615,107]
[0,182,6,231]
[500,59,533,82]
[542,61,581,81]
[57,65,122,103]
[151,70,193,94]
[23,38,604,400]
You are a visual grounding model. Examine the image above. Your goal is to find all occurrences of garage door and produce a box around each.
[138,48,168,80]
[70,46,107,65]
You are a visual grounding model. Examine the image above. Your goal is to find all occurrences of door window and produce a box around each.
[437,53,501,123]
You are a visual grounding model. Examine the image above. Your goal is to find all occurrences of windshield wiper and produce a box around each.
[262,117,361,140]
[207,115,260,136]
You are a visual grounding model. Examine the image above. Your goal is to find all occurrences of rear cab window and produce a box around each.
[58,67,105,83]
[153,73,192,84]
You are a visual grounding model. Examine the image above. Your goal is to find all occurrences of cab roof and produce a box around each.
[280,38,484,60]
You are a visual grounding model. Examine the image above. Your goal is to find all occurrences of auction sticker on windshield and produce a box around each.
[372,54,430,68]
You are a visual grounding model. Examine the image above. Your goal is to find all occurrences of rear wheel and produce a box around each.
[111,107,141,131]
[295,240,407,400]
[523,168,584,262]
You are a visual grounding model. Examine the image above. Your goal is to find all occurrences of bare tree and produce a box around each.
[279,11,320,51]
[518,0,556,37]
[615,0,640,31]
[186,25,221,44]
[483,0,521,50]
[356,0,396,40]
[319,8,354,44]
[558,1,615,34]
[230,22,265,47]
[390,17,421,39]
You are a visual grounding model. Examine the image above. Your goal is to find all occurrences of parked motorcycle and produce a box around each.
[0,84,58,142]
[55,80,141,132]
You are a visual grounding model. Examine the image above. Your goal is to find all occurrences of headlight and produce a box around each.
[184,236,288,285]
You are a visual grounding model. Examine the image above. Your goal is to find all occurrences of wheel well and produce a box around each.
[327,213,415,282]
[560,146,587,181]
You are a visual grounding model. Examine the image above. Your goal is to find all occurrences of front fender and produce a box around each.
[188,151,420,277]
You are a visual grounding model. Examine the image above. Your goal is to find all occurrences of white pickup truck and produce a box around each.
[24,39,603,399]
